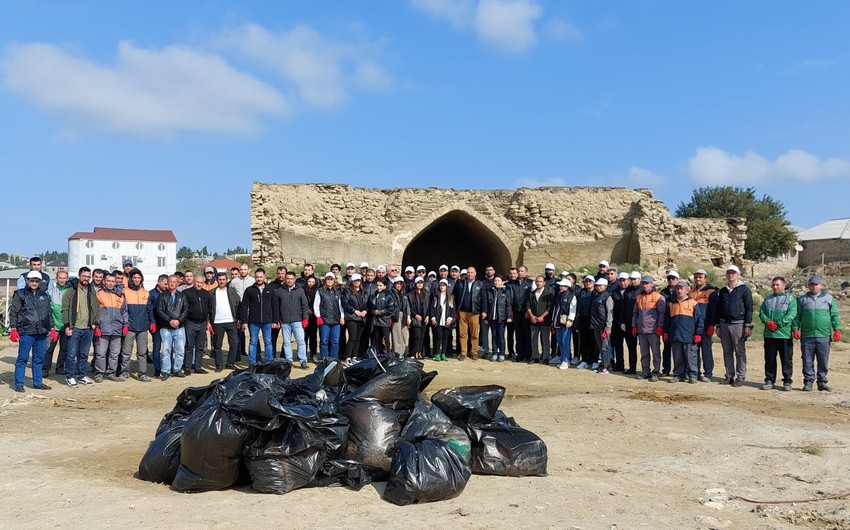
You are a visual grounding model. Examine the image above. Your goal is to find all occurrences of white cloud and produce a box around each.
[0,41,288,135]
[688,146,850,184]
[215,24,394,108]
[515,177,566,188]
[543,16,583,43]
[474,0,542,53]
[411,0,475,28]
[623,166,663,187]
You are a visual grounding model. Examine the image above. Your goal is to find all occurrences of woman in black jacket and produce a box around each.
[303,276,319,360]
[314,273,344,360]
[407,277,430,359]
[341,274,368,360]
[429,279,455,362]
[369,280,396,354]
[483,276,513,362]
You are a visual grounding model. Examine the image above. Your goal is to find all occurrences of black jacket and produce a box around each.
[484,287,513,323]
[590,290,614,331]
[527,289,554,326]
[240,283,280,324]
[507,278,532,313]
[717,282,753,326]
[369,289,396,328]
[276,284,310,323]
[453,279,483,313]
[392,288,410,324]
[314,286,343,325]
[183,287,212,324]
[610,287,627,325]
[342,288,369,322]
[407,290,431,328]
[209,286,241,323]
[155,290,189,328]
[429,292,456,326]
[551,290,576,330]
[10,287,52,334]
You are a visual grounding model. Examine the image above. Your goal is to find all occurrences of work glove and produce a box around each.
[316,317,324,327]
[834,331,842,342]
[663,332,669,342]
[693,334,702,344]
[601,330,608,339]
[792,330,801,340]
[655,327,663,337]
[10,329,20,342]
[122,326,129,336]
[94,327,102,338]
[301,319,308,329]
[207,323,214,335]
[706,325,714,337]
[766,321,777,332]
[49,329,58,342]
[149,323,157,333]
[631,326,637,337]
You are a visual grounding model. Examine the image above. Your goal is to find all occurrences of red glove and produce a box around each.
[631,326,637,337]
[766,321,777,332]
[694,334,702,344]
[122,325,129,336]
[792,330,801,340]
[706,325,714,337]
[834,330,842,342]
[316,317,324,327]
[663,332,669,342]
[49,329,58,342]
[655,327,663,337]
[301,319,308,329]
[149,323,157,333]
[94,327,102,337]
[207,323,214,335]
[10,329,20,342]
[601,330,608,339]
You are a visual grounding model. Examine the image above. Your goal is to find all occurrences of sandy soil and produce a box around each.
[1,337,850,530]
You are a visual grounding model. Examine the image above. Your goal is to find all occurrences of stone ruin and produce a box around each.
[251,183,747,274]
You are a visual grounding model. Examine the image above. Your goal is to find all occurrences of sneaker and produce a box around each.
[300,361,308,370]
[761,382,774,390]
[732,379,744,387]
[624,369,636,375]
[312,355,320,363]
[636,372,648,379]
[183,368,192,376]
[106,373,120,382]
[458,355,466,362]
[160,373,170,381]
[570,357,580,365]
[137,373,152,382]
[802,382,813,391]
[669,377,678,383]
[215,366,223,373]
[688,376,697,384]
[94,374,104,383]
[591,362,599,371]
[498,355,505,362]
[720,376,734,385]
[577,362,589,370]
[698,375,711,382]
[154,370,161,378]
[490,355,497,362]
[117,373,128,382]
[783,382,792,391]
[649,373,659,382]
[34,383,52,390]
[194,368,209,374]
[818,383,831,392]
[80,376,94,386]
[558,362,569,370]
[14,384,24,393]
[597,368,609,374]
[172,371,185,378]
[66,377,78,388]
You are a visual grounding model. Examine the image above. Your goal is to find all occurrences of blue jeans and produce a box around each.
[65,328,93,380]
[16,333,47,387]
[248,323,273,364]
[160,327,185,373]
[801,337,830,384]
[319,324,341,359]
[556,327,572,364]
[281,322,307,362]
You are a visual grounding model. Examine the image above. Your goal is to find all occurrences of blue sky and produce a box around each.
[2,1,849,256]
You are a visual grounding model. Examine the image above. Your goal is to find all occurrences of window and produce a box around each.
[157,243,166,251]
[112,242,120,249]
[157,257,166,267]
[85,254,95,265]
[85,240,94,249]
[135,242,144,250]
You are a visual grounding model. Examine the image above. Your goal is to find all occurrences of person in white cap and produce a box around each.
[589,278,614,373]
[403,266,416,291]
[341,272,369,361]
[375,265,389,287]
[632,276,666,381]
[368,276,397,354]
[483,275,512,362]
[716,264,753,387]
[551,278,577,369]
[9,270,57,392]
[342,262,357,286]
[575,275,597,369]
[527,275,553,363]
[429,279,456,361]
[408,276,431,359]
[390,276,411,354]
[609,272,631,372]
[313,272,345,360]
[659,270,680,376]
[359,262,369,277]
[691,268,719,382]
[793,275,840,392]
[596,260,610,281]
[542,263,557,292]
[664,280,705,384]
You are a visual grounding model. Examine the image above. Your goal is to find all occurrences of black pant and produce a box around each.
[513,312,531,360]
[764,337,793,384]
[409,325,425,356]
[371,326,390,353]
[212,322,238,368]
[624,329,638,371]
[578,318,595,364]
[506,321,515,355]
[44,332,69,374]
[185,321,207,371]
[345,320,364,360]
[611,325,625,370]
[271,325,281,358]
[662,337,672,374]
[306,317,318,357]
[433,325,451,357]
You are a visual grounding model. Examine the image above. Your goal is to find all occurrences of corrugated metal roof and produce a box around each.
[798,218,850,241]
[0,268,28,280]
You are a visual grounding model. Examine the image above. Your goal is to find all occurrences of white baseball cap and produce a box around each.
[404,266,415,273]
[376,265,386,272]
[345,262,355,269]
[544,263,555,270]
[359,262,369,268]
[595,278,609,286]
[439,264,448,271]
[599,260,610,267]
[460,268,467,275]
[666,271,680,279]
[416,265,426,271]
[629,271,642,279]
[414,276,424,283]
[618,272,629,280]
[350,273,362,281]
[557,278,572,287]
[726,265,740,274]
[324,272,335,279]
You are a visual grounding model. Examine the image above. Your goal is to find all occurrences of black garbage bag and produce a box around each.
[245,419,326,494]
[400,399,470,461]
[137,418,186,484]
[466,424,548,477]
[341,359,422,410]
[251,358,292,379]
[340,400,410,472]
[308,459,380,490]
[342,352,404,390]
[156,381,221,436]
[383,439,472,506]
[310,414,350,460]
[171,397,252,492]
[419,370,438,392]
[430,385,506,426]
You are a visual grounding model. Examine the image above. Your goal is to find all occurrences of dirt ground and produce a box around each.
[2,337,850,530]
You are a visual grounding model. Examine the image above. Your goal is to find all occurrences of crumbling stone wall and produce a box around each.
[251,183,746,273]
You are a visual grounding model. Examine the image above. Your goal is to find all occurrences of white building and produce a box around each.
[68,227,178,283]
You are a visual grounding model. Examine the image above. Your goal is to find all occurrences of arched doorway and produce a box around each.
[401,210,512,275]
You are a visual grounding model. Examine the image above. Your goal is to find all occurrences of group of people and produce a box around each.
[7,255,843,393]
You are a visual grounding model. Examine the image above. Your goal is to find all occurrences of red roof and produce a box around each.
[68,227,177,243]
[204,257,242,270]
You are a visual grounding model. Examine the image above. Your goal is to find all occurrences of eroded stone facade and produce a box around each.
[251,183,746,273]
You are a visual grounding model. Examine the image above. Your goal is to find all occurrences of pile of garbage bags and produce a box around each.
[137,354,547,505]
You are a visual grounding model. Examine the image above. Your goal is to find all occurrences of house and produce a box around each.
[68,227,178,283]
[796,218,850,267]
[45,259,68,275]
[203,257,242,275]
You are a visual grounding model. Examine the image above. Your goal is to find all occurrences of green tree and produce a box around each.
[676,186,796,261]
[177,245,193,260]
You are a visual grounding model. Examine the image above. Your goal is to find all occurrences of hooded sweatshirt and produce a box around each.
[124,269,151,332]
